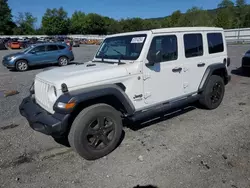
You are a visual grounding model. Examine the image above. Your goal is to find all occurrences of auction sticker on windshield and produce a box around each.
[131,37,145,43]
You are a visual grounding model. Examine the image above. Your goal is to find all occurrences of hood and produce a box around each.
[3,52,24,59]
[36,61,129,89]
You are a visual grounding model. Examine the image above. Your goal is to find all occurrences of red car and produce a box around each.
[9,41,21,49]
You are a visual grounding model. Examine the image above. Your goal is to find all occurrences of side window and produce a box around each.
[58,45,66,50]
[207,33,224,54]
[147,35,178,62]
[32,45,45,53]
[184,33,203,58]
[47,45,58,51]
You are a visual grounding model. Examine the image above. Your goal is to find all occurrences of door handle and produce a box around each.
[197,62,205,67]
[172,67,182,73]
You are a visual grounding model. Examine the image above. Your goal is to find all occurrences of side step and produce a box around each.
[129,94,200,122]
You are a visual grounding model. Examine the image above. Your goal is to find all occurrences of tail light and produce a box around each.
[69,46,72,51]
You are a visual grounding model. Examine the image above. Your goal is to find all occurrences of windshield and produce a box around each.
[22,46,32,53]
[95,34,147,61]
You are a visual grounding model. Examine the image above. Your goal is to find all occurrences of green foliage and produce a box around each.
[41,7,70,35]
[13,12,37,35]
[2,0,250,36]
[178,7,213,27]
[69,11,86,34]
[0,0,14,34]
[215,8,234,28]
[83,13,107,35]
[218,0,234,8]
[236,0,246,7]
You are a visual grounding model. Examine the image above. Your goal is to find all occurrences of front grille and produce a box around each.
[34,79,54,114]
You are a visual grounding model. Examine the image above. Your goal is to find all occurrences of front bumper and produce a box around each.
[19,95,70,136]
[2,59,15,68]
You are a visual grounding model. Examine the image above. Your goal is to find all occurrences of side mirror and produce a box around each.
[147,51,162,66]
[30,51,36,54]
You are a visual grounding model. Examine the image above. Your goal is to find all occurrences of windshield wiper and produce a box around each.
[108,46,125,64]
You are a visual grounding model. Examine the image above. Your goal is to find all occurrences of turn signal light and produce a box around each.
[57,102,76,109]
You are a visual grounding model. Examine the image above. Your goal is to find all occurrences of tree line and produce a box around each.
[0,0,250,36]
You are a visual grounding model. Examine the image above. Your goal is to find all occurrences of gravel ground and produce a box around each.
[0,44,250,188]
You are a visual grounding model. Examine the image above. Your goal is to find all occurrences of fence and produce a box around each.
[2,28,250,43]
[224,28,250,44]
[0,34,107,40]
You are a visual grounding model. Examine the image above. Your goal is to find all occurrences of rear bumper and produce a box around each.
[19,95,70,136]
[242,57,250,67]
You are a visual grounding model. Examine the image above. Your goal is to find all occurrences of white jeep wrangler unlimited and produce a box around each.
[20,27,231,160]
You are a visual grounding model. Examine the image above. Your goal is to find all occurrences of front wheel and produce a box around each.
[199,75,225,110]
[68,104,123,160]
[16,60,29,71]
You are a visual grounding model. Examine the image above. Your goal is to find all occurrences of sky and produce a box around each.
[8,0,250,27]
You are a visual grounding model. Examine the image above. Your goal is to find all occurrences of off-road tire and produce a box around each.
[15,60,29,71]
[68,104,123,160]
[199,75,225,110]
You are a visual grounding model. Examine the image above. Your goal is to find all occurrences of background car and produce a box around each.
[241,50,250,72]
[73,40,80,47]
[2,43,75,71]
[9,41,21,49]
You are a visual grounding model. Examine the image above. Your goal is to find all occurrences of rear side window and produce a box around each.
[184,33,203,58]
[207,33,224,54]
[147,35,178,62]
[32,45,46,53]
[47,45,58,51]
[58,45,66,50]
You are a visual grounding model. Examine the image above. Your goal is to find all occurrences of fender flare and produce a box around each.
[198,63,229,92]
[54,84,135,115]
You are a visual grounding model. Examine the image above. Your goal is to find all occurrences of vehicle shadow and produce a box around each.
[8,62,80,72]
[53,130,126,149]
[125,105,196,131]
[231,67,250,77]
[133,185,158,188]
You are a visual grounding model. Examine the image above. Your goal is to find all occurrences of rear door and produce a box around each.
[181,33,207,94]
[45,45,60,63]
[206,32,227,68]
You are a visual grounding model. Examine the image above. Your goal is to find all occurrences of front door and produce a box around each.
[28,45,47,65]
[143,34,183,106]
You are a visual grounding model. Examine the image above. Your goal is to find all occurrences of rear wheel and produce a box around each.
[68,104,123,160]
[58,56,69,66]
[16,60,28,71]
[199,75,225,110]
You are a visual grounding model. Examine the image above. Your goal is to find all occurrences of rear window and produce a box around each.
[207,33,224,54]
[58,45,66,50]
[184,33,203,58]
[47,45,58,51]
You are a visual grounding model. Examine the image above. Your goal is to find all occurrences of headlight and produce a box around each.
[7,56,15,61]
[48,85,57,102]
